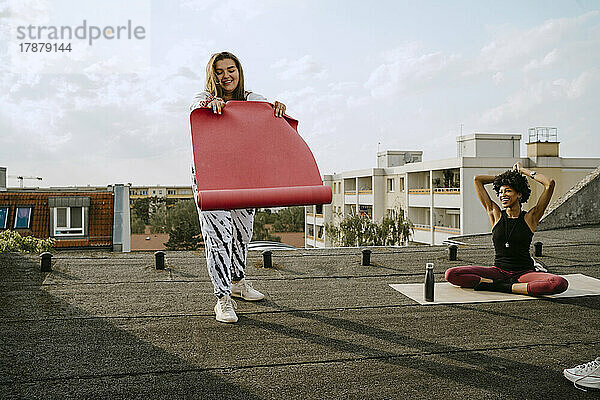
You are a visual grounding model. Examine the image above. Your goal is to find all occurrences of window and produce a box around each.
[54,207,84,236]
[387,209,396,219]
[49,197,90,237]
[140,190,148,195]
[167,189,176,195]
[14,207,32,229]
[399,177,405,192]
[359,205,373,219]
[0,207,8,229]
[315,204,323,215]
[387,178,395,192]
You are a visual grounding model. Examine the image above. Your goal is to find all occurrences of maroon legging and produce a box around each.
[445,265,568,295]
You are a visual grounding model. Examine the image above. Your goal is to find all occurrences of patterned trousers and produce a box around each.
[192,166,255,297]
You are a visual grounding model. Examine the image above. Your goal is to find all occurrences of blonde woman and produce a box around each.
[190,52,286,323]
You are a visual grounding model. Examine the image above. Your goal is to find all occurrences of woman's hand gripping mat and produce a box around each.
[190,101,332,210]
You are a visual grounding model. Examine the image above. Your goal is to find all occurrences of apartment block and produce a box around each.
[306,128,600,247]
[129,185,194,202]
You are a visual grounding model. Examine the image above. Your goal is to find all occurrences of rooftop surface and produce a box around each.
[1,225,599,399]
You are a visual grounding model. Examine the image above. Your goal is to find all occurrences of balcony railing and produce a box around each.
[433,188,460,194]
[413,224,431,231]
[408,188,430,194]
[344,190,356,195]
[358,190,373,194]
[433,226,461,234]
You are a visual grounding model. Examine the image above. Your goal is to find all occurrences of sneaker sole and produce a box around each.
[231,292,265,301]
[564,370,600,390]
[215,317,238,323]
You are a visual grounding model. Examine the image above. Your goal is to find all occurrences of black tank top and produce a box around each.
[492,210,534,271]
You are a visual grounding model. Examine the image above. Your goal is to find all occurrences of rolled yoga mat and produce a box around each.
[190,101,332,210]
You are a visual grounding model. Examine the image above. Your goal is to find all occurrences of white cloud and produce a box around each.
[3,0,152,75]
[523,48,559,72]
[553,69,600,99]
[0,34,212,180]
[271,55,327,81]
[474,11,599,73]
[364,42,460,97]
[181,0,265,27]
[479,69,600,125]
[492,71,504,85]
[480,82,547,125]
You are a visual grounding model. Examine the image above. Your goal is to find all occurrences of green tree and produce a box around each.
[378,212,413,246]
[149,202,169,233]
[164,200,203,250]
[253,211,281,242]
[131,196,179,227]
[130,210,146,234]
[131,197,153,225]
[272,206,305,232]
[325,208,412,247]
[258,208,277,224]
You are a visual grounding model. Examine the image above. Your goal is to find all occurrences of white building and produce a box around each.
[306,129,600,247]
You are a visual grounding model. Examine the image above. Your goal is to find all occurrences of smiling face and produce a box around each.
[499,185,522,208]
[214,58,239,98]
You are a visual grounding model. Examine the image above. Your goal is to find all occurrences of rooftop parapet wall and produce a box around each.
[538,165,600,231]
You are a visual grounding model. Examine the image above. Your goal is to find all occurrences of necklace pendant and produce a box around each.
[505,242,510,248]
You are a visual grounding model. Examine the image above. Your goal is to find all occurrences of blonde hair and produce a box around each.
[205,51,245,100]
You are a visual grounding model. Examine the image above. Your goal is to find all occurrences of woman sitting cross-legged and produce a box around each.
[445,162,568,296]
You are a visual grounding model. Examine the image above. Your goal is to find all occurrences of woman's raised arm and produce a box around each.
[515,162,555,230]
[474,175,501,226]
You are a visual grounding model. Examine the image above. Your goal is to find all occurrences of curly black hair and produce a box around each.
[493,170,531,203]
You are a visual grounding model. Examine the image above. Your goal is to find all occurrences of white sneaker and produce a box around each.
[214,295,238,323]
[231,278,265,301]
[563,357,600,391]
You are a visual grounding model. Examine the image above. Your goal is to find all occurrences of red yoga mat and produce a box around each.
[190,101,332,210]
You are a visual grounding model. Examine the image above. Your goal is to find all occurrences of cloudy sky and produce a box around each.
[1,0,599,187]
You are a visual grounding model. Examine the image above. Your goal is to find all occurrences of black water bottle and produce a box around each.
[425,263,435,302]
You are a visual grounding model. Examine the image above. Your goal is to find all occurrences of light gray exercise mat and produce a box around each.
[389,273,600,305]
